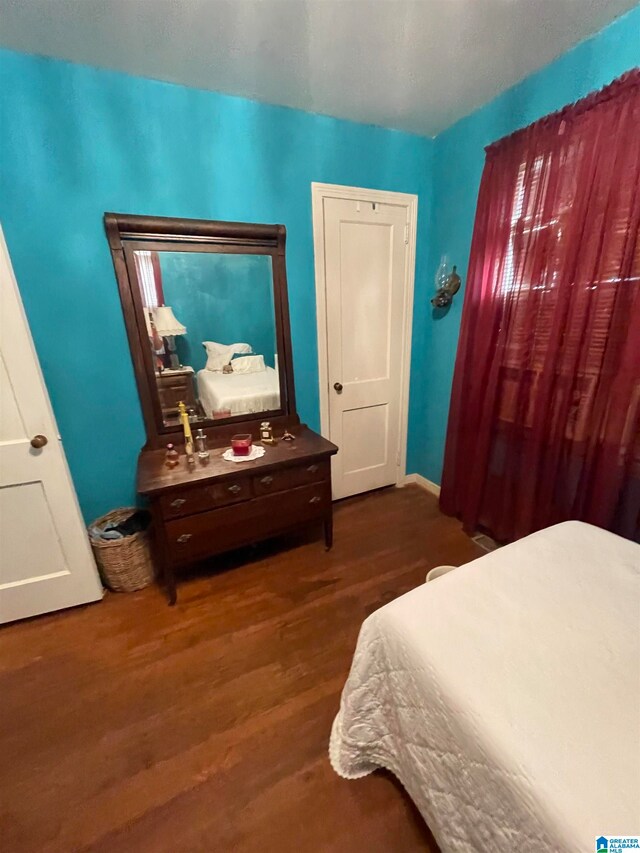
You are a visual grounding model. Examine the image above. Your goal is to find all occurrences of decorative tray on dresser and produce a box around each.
[138,428,337,603]
[105,212,339,603]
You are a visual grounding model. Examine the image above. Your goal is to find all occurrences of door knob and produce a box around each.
[30,434,48,449]
[333,382,343,394]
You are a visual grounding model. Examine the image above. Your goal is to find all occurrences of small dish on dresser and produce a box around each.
[230,433,253,456]
[222,445,266,463]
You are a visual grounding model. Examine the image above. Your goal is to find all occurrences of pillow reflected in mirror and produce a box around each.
[203,340,251,372]
[231,355,266,374]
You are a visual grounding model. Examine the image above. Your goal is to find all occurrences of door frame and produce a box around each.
[311,182,418,489]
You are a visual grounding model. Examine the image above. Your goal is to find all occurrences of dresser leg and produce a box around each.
[324,515,333,551]
[150,510,178,605]
[166,567,177,606]
[150,511,178,605]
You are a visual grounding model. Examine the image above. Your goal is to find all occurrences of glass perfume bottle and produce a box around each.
[260,421,275,444]
[195,429,209,460]
[165,443,179,468]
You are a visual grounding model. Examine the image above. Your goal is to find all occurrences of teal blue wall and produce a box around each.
[420,5,640,484]
[1,5,638,520]
[0,49,432,521]
[159,252,277,372]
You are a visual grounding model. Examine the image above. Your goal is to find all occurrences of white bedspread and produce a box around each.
[330,521,640,853]
[196,366,280,417]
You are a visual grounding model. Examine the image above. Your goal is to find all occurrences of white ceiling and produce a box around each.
[1,0,637,136]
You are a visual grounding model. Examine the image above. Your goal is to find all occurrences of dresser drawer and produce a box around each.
[166,481,331,564]
[159,476,250,519]
[159,486,217,519]
[252,459,329,496]
[210,478,252,507]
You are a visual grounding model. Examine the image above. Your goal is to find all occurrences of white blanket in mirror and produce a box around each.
[330,521,640,853]
[196,366,280,417]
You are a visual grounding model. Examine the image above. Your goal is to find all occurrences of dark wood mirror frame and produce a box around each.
[104,213,299,449]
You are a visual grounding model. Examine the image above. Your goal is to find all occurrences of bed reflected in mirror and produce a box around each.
[131,249,280,427]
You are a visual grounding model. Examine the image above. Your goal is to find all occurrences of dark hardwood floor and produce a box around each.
[0,485,481,853]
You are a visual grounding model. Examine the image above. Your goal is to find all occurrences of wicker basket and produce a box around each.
[89,508,155,592]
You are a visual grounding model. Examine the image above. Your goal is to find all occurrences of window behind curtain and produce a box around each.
[498,137,639,442]
[440,69,640,542]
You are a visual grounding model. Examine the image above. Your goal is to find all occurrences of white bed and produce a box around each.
[196,366,280,417]
[330,521,640,853]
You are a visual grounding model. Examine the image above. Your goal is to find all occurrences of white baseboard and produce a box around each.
[401,473,441,497]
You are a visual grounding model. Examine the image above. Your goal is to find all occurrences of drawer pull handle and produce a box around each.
[228,484,242,495]
[309,496,322,504]
[176,533,192,544]
[307,464,319,474]
[260,475,274,486]
[170,498,186,509]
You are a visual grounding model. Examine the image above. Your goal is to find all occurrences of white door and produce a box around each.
[0,227,103,624]
[313,186,416,500]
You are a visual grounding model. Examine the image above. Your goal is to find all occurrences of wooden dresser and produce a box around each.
[106,213,338,604]
[138,428,337,603]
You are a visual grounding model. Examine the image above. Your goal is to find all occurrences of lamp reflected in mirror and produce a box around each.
[152,305,186,371]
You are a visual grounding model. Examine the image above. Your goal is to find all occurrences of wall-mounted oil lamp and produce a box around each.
[431,263,462,309]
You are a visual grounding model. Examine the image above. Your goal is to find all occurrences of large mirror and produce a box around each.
[105,214,297,448]
[132,249,279,427]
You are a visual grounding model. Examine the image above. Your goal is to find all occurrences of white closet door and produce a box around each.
[321,196,409,500]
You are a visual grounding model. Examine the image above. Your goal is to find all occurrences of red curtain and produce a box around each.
[440,69,640,543]
[150,252,165,306]
[133,250,165,308]
[132,251,166,369]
